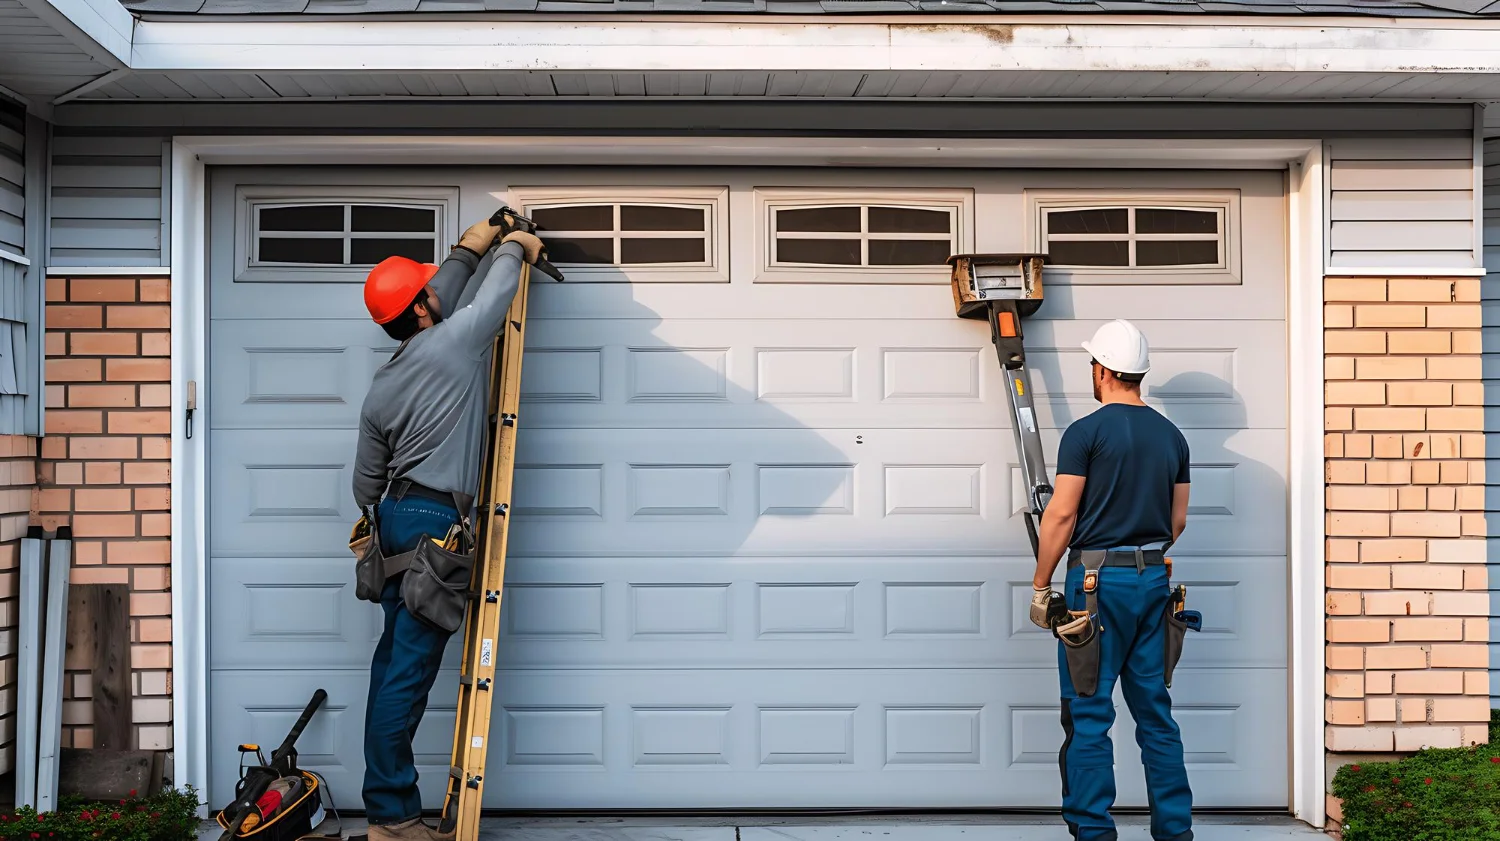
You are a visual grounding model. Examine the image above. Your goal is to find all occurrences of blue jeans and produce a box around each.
[363,495,460,824]
[1058,564,1193,841]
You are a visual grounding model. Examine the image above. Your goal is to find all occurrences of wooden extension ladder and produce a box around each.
[437,261,533,840]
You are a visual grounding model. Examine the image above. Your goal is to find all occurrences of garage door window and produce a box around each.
[755,189,972,283]
[515,189,728,282]
[234,186,459,283]
[1031,191,1239,285]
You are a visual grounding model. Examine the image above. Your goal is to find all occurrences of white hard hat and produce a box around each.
[1082,319,1150,375]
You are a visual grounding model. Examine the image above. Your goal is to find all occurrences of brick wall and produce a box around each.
[0,435,37,779]
[1323,276,1489,815]
[38,276,172,753]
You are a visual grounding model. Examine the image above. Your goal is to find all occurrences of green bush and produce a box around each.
[0,786,201,841]
[1332,710,1500,841]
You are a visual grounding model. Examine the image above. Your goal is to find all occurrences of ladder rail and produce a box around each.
[987,302,1053,557]
[440,262,533,838]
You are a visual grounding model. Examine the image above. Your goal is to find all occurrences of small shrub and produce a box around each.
[1332,710,1500,841]
[0,786,201,841]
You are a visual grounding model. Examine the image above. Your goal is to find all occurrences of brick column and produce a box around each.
[1323,276,1489,763]
[39,275,172,753]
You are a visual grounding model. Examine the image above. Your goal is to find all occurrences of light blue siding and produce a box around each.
[47,134,169,268]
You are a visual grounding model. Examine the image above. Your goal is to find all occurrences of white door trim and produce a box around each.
[168,135,1326,825]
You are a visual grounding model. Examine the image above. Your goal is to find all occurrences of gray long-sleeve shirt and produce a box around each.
[352,240,525,512]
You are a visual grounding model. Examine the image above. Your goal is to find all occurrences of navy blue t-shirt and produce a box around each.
[1056,403,1191,551]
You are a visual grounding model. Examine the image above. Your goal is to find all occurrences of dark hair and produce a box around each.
[379,290,428,341]
[1092,358,1144,387]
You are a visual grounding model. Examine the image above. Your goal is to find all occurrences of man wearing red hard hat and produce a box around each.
[352,214,542,841]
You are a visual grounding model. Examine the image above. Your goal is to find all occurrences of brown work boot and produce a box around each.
[368,818,451,841]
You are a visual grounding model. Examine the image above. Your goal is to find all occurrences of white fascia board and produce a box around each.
[131,17,1500,74]
[15,0,133,67]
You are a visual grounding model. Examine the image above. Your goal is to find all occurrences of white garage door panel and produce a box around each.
[210,320,395,430]
[521,318,1285,432]
[207,166,1289,812]
[491,555,1285,671]
[507,428,1285,558]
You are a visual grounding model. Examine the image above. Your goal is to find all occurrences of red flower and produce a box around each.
[1425,778,1433,785]
[29,834,38,839]
[1392,777,1399,784]
[109,814,120,821]
[128,789,136,798]
[1492,757,1500,764]
[150,813,161,819]
[1350,765,1361,772]
[1364,785,1376,793]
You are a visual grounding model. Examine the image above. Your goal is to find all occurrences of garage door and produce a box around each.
[207,166,1288,811]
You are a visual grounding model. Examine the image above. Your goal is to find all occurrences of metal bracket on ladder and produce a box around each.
[949,253,1053,556]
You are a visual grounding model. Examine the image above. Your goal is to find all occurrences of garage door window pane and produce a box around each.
[259,205,344,232]
[621,238,706,264]
[1137,239,1220,267]
[869,239,953,266]
[351,205,437,233]
[868,206,950,235]
[777,238,861,265]
[1046,208,1127,235]
[533,205,613,232]
[777,206,862,233]
[547,238,616,264]
[1046,240,1130,267]
[1136,208,1218,235]
[257,237,345,264]
[622,205,705,232]
[350,238,437,265]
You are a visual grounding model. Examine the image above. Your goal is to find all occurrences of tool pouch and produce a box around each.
[1163,605,1202,689]
[349,514,389,604]
[1058,611,1103,698]
[399,538,476,634]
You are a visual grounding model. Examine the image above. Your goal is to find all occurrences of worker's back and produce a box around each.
[1056,403,1190,551]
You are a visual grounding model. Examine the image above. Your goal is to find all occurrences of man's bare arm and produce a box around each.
[1171,482,1190,542]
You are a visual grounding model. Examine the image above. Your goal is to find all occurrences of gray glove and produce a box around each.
[1029,586,1055,629]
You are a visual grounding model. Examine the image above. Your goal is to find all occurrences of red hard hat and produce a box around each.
[364,256,439,325]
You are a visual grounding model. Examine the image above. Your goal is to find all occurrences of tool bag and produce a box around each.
[350,502,477,634]
[214,771,337,841]
[1163,585,1202,689]
[1056,552,1106,698]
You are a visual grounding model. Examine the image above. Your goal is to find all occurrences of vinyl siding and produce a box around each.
[0,102,22,255]
[48,135,169,268]
[1329,136,1479,271]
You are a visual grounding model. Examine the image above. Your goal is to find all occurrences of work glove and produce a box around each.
[457,218,506,254]
[502,230,544,265]
[1029,586,1055,629]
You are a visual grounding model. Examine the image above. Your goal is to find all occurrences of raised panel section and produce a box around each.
[521,347,603,402]
[245,465,344,519]
[757,584,856,637]
[1009,707,1063,766]
[631,584,731,638]
[504,707,607,767]
[884,465,982,515]
[1187,464,1236,516]
[513,465,604,518]
[758,708,856,766]
[884,584,983,637]
[628,464,731,517]
[758,464,854,515]
[884,707,982,766]
[633,708,731,766]
[245,348,350,404]
[757,349,854,401]
[245,584,345,640]
[504,585,605,640]
[883,349,980,401]
[628,348,728,402]
[1177,706,1241,766]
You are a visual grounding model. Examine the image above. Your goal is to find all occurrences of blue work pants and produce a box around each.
[362,495,461,825]
[1058,563,1193,841]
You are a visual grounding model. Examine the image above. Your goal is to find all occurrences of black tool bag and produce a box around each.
[350,504,476,632]
[1055,551,1106,698]
[214,771,335,841]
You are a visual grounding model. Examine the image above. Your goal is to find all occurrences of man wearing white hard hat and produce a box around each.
[1026,319,1195,841]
